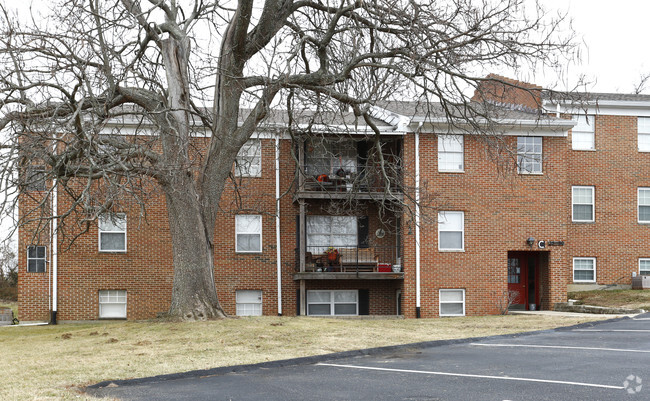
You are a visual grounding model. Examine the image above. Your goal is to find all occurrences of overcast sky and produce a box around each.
[537,0,650,93]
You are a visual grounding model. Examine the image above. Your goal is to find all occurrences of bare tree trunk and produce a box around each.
[164,179,226,320]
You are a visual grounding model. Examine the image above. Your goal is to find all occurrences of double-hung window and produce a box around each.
[307,290,358,316]
[438,135,464,172]
[235,215,262,253]
[236,290,263,316]
[99,213,127,252]
[27,246,46,273]
[639,188,650,223]
[439,289,465,317]
[438,211,464,251]
[517,137,542,174]
[572,186,594,222]
[235,140,262,177]
[573,258,596,283]
[640,259,650,276]
[99,290,127,318]
[572,115,595,150]
[638,117,650,152]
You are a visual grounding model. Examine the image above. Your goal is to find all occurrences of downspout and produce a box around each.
[50,177,58,324]
[415,123,422,318]
[275,134,283,316]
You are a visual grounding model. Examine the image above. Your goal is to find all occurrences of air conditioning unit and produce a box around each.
[632,275,650,289]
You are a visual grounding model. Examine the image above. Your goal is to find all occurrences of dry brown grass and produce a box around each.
[0,314,608,400]
[568,289,650,310]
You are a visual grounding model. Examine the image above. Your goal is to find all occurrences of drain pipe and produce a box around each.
[50,177,58,325]
[275,134,283,316]
[415,123,422,318]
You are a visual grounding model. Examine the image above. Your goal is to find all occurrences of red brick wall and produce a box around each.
[567,115,650,286]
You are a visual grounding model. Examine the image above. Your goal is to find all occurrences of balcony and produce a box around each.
[296,137,403,200]
[293,246,404,280]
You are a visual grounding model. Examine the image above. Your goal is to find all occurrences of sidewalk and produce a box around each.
[508,310,640,318]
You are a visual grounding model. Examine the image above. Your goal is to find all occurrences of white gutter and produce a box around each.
[275,134,282,316]
[415,123,422,318]
[51,177,58,324]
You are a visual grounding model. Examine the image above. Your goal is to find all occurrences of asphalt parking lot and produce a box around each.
[89,314,650,400]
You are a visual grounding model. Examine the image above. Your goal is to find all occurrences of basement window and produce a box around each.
[573,258,596,283]
[640,259,650,276]
[99,290,127,319]
[236,290,262,316]
[27,246,46,273]
[307,290,358,316]
[439,289,466,317]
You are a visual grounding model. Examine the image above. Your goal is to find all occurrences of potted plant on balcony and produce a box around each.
[325,247,339,271]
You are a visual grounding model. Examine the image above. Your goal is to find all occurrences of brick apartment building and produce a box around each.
[17,81,650,322]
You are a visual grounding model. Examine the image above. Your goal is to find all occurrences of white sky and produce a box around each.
[537,0,650,93]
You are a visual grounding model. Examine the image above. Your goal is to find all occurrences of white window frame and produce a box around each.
[99,290,127,319]
[572,186,595,223]
[98,213,127,253]
[26,245,47,273]
[235,140,262,177]
[438,134,464,172]
[638,188,650,223]
[306,215,358,254]
[517,136,543,174]
[306,290,358,316]
[573,257,596,283]
[640,258,650,276]
[439,289,466,317]
[438,211,464,251]
[235,214,263,253]
[638,117,650,152]
[236,290,263,316]
[572,115,595,150]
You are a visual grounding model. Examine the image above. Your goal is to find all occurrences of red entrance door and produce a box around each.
[507,256,528,309]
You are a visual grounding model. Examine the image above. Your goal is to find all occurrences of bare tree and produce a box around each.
[0,0,573,320]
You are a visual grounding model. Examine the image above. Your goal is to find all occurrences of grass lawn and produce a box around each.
[0,314,610,400]
[568,289,650,310]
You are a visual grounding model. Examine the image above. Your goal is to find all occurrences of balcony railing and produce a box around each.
[301,165,402,194]
[295,246,402,273]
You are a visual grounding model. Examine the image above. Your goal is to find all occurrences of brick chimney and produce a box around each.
[472,74,542,112]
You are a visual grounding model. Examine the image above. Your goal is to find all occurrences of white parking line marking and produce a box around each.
[633,318,650,320]
[317,363,624,390]
[573,329,650,332]
[471,343,650,353]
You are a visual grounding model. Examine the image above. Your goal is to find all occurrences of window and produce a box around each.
[235,140,262,177]
[307,290,358,316]
[24,167,46,191]
[306,215,357,254]
[572,115,595,150]
[639,188,650,223]
[638,117,650,152]
[438,211,464,251]
[640,259,650,276]
[99,290,127,318]
[99,213,127,252]
[27,246,46,273]
[235,215,262,253]
[438,135,464,172]
[439,289,465,317]
[236,290,262,316]
[305,139,357,176]
[572,186,594,222]
[573,258,596,283]
[517,137,542,174]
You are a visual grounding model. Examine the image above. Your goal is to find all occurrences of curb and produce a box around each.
[86,315,629,392]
